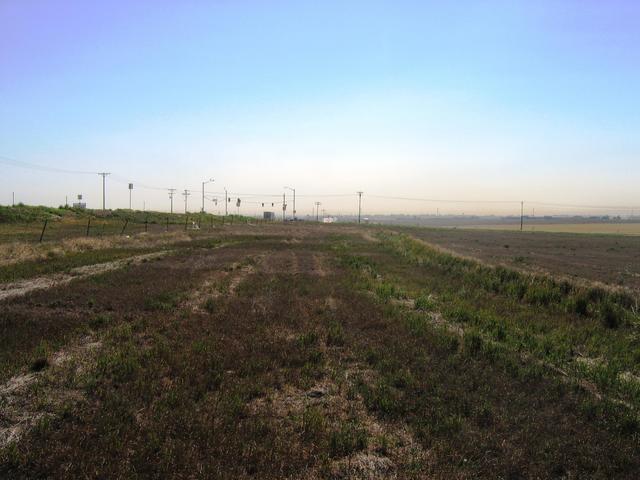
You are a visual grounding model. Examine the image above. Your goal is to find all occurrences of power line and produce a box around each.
[0,155,98,175]
[367,194,519,204]
[3,155,639,214]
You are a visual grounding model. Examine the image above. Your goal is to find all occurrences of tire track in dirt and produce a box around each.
[243,252,431,478]
[185,255,263,313]
[0,251,171,302]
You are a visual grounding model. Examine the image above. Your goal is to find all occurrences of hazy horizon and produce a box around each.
[2,1,639,216]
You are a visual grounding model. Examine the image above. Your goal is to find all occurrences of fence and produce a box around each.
[0,214,276,244]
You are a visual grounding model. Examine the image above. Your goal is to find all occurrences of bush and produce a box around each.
[599,301,625,329]
[414,294,436,311]
[329,420,368,458]
[566,293,589,316]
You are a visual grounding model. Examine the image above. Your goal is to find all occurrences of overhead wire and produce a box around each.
[2,155,638,213]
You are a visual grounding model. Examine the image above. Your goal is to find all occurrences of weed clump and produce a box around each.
[326,321,345,346]
[89,312,112,329]
[414,293,436,311]
[599,301,625,329]
[298,331,319,348]
[566,293,589,316]
[203,297,217,313]
[329,419,368,458]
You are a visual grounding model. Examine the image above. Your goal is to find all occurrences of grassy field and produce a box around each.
[1,223,639,478]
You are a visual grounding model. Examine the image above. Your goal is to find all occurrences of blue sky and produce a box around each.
[1,1,639,215]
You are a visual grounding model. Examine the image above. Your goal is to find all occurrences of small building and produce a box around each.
[263,211,276,221]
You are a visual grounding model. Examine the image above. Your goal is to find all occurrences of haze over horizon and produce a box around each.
[1,1,639,216]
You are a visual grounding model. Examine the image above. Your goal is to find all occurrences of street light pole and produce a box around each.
[284,186,296,220]
[98,172,110,211]
[202,178,214,213]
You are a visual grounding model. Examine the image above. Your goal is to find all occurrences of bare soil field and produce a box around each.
[400,226,640,291]
[1,224,639,478]
[466,222,640,235]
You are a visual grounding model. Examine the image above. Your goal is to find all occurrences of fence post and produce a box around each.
[86,217,91,237]
[121,219,129,235]
[166,217,169,232]
[39,219,48,243]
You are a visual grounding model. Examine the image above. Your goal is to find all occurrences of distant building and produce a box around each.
[263,211,276,221]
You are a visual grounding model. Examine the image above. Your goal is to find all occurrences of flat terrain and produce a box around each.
[465,223,640,235]
[1,224,639,478]
[401,226,640,291]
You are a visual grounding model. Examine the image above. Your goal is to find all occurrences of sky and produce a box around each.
[1,0,639,216]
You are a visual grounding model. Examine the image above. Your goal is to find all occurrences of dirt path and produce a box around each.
[0,251,169,301]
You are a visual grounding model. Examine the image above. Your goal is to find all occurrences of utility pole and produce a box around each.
[284,186,296,220]
[202,178,214,213]
[168,188,176,214]
[183,189,191,213]
[520,201,524,231]
[224,188,228,216]
[357,191,363,224]
[282,193,286,222]
[128,183,133,210]
[98,173,110,211]
[315,201,321,222]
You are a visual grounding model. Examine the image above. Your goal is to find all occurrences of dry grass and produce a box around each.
[0,231,190,267]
